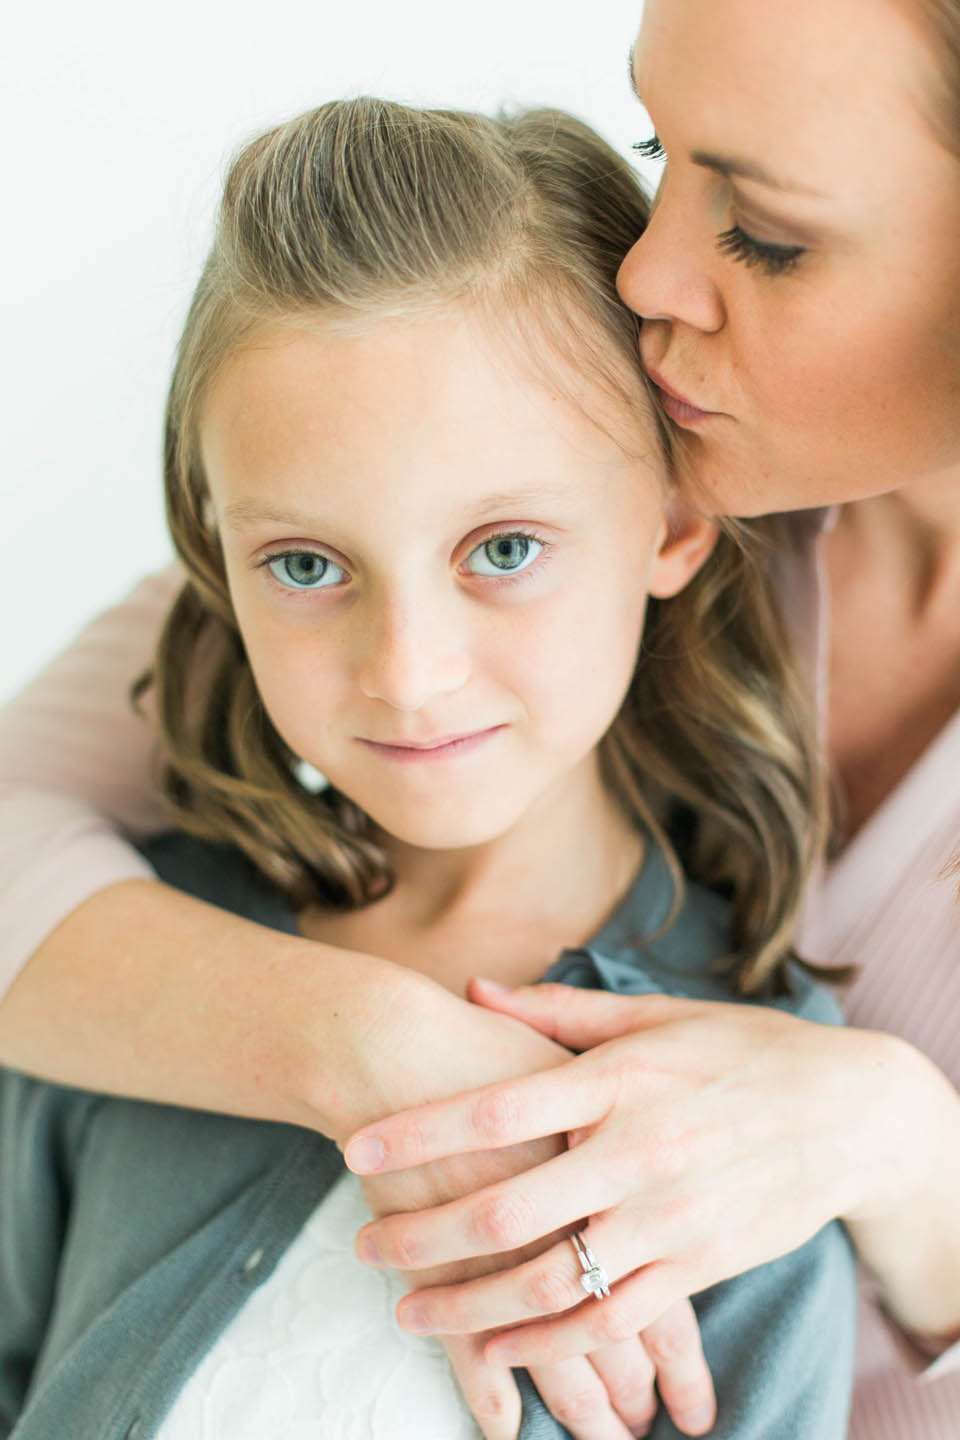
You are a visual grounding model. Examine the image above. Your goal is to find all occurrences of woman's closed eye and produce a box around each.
[632,134,806,277]
[262,550,346,591]
[716,224,806,277]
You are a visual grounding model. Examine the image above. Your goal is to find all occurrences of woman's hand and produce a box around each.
[348,976,716,1438]
[363,1157,716,1440]
[343,980,949,1367]
[438,1303,715,1440]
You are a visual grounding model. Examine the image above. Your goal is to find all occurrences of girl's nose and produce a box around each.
[355,594,471,713]
[617,172,725,334]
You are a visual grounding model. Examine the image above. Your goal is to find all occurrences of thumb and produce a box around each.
[467,977,696,1049]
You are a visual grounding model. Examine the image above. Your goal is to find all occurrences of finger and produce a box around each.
[395,1231,600,1335]
[357,1143,617,1272]
[443,1334,522,1440]
[529,1353,642,1440]
[639,1300,716,1437]
[587,1340,659,1437]
[345,1057,606,1176]
[467,980,703,1049]
[393,1211,659,1336]
[483,1262,688,1368]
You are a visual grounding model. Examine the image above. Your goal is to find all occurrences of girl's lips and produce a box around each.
[356,726,505,764]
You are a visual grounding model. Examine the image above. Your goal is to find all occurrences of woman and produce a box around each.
[1,1,958,1436]
[341,3,960,1435]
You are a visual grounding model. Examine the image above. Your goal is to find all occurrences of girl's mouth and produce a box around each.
[356,726,505,763]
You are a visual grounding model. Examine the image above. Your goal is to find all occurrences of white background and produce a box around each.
[0,0,653,703]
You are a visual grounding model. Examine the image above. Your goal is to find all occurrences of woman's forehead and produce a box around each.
[633,0,945,189]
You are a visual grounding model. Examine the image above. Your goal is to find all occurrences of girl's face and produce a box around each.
[619,0,960,515]
[200,309,713,855]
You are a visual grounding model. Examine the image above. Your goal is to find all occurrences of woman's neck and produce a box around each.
[839,471,960,615]
[825,471,960,841]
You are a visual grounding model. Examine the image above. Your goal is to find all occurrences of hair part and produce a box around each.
[139,97,826,993]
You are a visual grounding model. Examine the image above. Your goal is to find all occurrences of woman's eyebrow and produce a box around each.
[626,44,825,200]
[690,150,826,198]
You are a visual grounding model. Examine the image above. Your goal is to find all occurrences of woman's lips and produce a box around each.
[644,366,721,429]
[356,726,505,764]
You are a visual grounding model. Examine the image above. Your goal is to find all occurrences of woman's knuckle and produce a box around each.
[385,1220,422,1268]
[471,1087,522,1143]
[399,1117,431,1162]
[523,1262,579,1315]
[643,1321,689,1367]
[466,1385,512,1421]
[549,1386,606,1427]
[594,1301,639,1345]
[640,1126,688,1181]
[473,1189,536,1248]
[610,1374,657,1412]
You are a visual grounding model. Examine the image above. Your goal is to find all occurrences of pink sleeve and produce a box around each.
[0,564,184,997]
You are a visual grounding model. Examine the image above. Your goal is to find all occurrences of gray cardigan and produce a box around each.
[0,835,856,1440]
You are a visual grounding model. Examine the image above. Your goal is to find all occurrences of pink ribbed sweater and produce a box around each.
[0,552,958,1436]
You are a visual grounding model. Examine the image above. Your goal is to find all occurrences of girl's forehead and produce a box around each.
[201,307,663,487]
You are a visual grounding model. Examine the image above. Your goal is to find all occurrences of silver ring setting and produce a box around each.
[571,1230,611,1301]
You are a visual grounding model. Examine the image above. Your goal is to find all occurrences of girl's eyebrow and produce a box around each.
[223,485,579,533]
[223,500,321,531]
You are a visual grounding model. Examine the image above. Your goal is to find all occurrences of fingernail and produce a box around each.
[398,1304,433,1334]
[678,1405,715,1434]
[473,977,514,994]
[355,1233,383,1266]
[345,1136,385,1173]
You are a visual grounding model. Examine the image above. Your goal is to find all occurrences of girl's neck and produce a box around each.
[299,756,646,994]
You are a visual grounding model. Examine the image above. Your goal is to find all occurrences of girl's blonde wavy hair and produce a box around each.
[139,97,826,994]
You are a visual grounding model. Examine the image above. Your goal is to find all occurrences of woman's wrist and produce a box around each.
[842,1031,960,1339]
[297,967,570,1147]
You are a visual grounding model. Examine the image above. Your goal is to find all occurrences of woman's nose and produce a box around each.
[617,172,725,334]
[355,593,471,713]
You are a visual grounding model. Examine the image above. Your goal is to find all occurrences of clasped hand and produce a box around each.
[347,980,892,1427]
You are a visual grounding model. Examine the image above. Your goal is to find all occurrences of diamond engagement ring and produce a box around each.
[571,1230,611,1301]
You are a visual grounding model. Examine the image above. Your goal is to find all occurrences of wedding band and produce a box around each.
[571,1230,611,1301]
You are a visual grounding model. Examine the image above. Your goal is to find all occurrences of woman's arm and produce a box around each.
[843,1034,960,1345]
[0,567,178,1001]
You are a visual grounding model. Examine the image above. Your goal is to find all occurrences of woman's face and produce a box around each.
[619,0,960,515]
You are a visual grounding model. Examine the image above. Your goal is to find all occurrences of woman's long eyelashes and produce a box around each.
[716,224,805,276]
[633,135,666,162]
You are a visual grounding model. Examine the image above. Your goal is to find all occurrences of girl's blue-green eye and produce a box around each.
[465,533,543,577]
[266,551,345,589]
[716,224,805,277]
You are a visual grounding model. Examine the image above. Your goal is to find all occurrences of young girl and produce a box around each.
[0,99,855,1440]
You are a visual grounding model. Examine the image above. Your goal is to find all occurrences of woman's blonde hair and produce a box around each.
[139,97,825,994]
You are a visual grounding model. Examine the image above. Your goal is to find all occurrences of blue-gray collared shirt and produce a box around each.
[0,835,856,1440]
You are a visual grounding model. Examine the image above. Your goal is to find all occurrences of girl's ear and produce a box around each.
[648,494,719,598]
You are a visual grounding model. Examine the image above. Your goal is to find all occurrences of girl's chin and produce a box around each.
[365,806,526,855]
